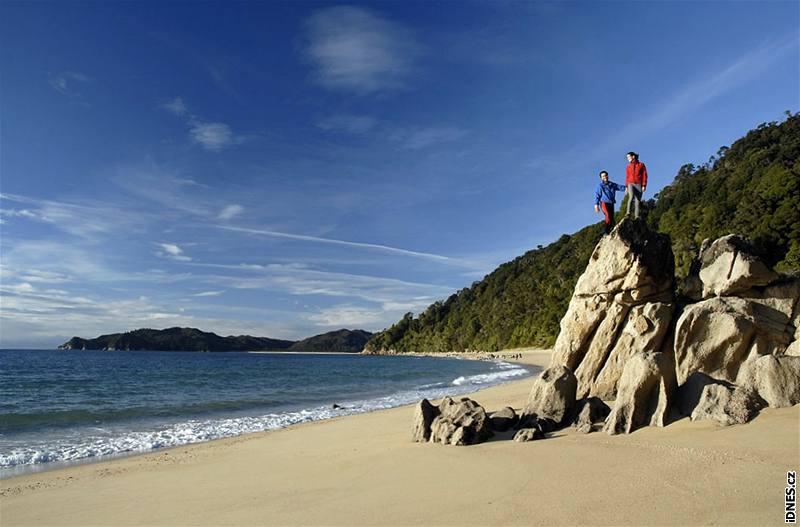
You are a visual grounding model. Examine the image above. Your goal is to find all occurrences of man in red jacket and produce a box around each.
[625,151,648,219]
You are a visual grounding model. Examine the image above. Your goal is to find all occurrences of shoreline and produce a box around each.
[2,349,797,526]
[0,350,542,481]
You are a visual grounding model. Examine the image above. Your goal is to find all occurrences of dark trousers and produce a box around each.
[601,201,615,234]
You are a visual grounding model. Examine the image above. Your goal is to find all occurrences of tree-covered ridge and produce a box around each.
[366,114,800,354]
[59,327,373,353]
[288,329,373,352]
[647,112,800,278]
[60,327,295,352]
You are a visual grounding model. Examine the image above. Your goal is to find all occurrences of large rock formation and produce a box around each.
[550,218,675,399]
[604,351,677,435]
[411,226,798,443]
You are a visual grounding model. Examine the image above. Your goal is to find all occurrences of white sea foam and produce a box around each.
[0,360,534,475]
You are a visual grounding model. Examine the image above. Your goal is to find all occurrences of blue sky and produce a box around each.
[1,1,798,348]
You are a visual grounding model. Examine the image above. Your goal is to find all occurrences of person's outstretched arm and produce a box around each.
[594,184,602,213]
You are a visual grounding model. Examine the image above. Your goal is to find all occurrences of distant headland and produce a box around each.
[58,327,373,353]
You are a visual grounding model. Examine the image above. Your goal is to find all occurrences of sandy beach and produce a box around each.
[1,349,798,526]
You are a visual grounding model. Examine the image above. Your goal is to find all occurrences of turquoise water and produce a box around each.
[0,349,533,477]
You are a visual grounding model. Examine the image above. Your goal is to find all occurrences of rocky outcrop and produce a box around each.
[419,397,493,446]
[604,352,677,435]
[550,219,675,400]
[411,227,798,445]
[520,365,577,426]
[683,235,778,300]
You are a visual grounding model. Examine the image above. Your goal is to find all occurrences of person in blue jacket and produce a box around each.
[594,170,626,234]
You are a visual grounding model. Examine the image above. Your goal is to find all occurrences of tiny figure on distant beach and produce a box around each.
[594,170,626,234]
[625,151,648,219]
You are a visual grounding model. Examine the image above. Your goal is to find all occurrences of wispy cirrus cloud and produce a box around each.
[0,192,144,241]
[302,6,420,94]
[596,34,798,155]
[215,224,473,265]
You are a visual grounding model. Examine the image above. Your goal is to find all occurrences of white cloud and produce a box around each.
[163,97,188,115]
[156,243,192,262]
[218,204,244,220]
[303,6,419,94]
[190,121,234,151]
[317,113,378,134]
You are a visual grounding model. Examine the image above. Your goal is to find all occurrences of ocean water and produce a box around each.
[0,349,534,478]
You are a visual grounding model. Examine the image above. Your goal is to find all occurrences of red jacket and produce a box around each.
[626,160,648,187]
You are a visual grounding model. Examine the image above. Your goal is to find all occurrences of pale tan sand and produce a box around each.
[2,350,798,526]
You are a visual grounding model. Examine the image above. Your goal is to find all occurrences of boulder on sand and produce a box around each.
[428,397,493,446]
[520,365,577,426]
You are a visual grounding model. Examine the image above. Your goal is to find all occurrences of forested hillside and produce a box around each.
[366,113,800,353]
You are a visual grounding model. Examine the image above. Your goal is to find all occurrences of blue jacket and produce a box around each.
[595,180,626,205]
